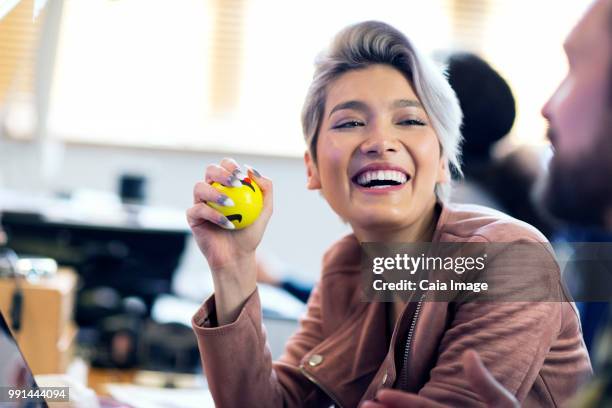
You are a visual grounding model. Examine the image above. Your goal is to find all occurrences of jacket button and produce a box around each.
[381,372,388,385]
[308,354,324,367]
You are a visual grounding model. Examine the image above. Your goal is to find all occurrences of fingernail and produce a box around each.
[217,195,235,207]
[245,164,261,178]
[227,175,242,187]
[232,167,246,179]
[219,216,236,230]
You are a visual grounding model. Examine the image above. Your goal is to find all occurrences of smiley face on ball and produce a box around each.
[207,177,263,229]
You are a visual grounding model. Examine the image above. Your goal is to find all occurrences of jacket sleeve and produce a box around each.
[192,284,327,408]
[416,241,591,407]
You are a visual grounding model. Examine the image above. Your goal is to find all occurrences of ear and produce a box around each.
[304,150,322,190]
[435,156,450,184]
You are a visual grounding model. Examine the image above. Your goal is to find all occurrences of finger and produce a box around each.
[462,350,519,408]
[220,157,243,178]
[205,164,241,187]
[245,164,272,198]
[376,389,447,408]
[193,181,235,207]
[360,401,387,408]
[186,203,235,230]
[245,164,273,217]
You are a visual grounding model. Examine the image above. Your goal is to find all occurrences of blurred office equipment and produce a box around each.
[0,189,189,316]
[1,306,101,407]
[138,321,201,374]
[0,309,47,408]
[119,173,147,206]
[0,258,78,375]
[0,188,192,372]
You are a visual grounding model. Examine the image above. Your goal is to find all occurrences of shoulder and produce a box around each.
[320,233,361,276]
[438,202,549,243]
[317,234,363,317]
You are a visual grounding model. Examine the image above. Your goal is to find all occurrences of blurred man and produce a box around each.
[541,3,612,229]
[365,0,612,407]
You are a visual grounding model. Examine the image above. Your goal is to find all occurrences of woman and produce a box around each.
[187,21,590,407]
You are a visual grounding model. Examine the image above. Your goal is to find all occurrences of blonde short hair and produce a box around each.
[301,21,463,202]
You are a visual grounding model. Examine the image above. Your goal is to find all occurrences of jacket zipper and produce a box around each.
[398,293,426,390]
[300,365,344,408]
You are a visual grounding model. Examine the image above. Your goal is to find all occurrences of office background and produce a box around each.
[0,0,589,294]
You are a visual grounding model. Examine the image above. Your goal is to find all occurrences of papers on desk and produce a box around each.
[106,384,214,408]
[258,283,307,320]
[0,188,189,232]
[152,283,306,327]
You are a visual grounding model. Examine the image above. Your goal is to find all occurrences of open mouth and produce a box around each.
[226,214,243,223]
[351,169,411,189]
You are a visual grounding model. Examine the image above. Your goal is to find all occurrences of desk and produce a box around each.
[88,368,206,394]
[88,368,137,397]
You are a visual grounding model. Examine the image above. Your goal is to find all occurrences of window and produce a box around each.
[44,0,588,156]
[0,0,43,140]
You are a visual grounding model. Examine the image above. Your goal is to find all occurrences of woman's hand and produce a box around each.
[186,158,273,324]
[461,350,519,408]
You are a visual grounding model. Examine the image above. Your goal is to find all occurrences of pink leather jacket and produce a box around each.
[192,203,592,407]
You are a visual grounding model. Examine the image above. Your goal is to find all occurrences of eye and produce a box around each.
[398,118,426,126]
[332,120,365,129]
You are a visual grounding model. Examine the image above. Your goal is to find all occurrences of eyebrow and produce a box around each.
[328,98,423,118]
[391,99,423,109]
[328,100,369,118]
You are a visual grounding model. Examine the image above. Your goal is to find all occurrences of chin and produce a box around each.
[351,207,409,230]
[541,155,612,227]
[542,113,612,227]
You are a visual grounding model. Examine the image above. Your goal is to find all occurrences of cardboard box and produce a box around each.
[0,268,78,374]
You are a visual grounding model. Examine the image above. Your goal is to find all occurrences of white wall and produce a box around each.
[0,139,350,298]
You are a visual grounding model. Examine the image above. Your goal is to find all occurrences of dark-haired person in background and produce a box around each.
[367,0,612,406]
[448,52,554,237]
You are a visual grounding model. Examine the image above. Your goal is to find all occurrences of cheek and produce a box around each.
[555,76,606,154]
[323,140,345,167]
[317,135,350,187]
[410,132,441,180]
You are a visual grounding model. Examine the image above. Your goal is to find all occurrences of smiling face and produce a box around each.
[208,177,263,229]
[540,0,612,226]
[305,64,447,238]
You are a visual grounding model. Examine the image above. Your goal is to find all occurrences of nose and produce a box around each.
[541,96,552,120]
[359,126,400,156]
[542,82,562,120]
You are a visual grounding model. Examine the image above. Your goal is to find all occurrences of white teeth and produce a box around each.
[355,169,409,186]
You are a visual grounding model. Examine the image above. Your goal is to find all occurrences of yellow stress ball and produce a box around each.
[207,177,263,229]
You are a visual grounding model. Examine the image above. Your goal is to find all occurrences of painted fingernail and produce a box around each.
[232,167,245,179]
[219,216,236,230]
[245,164,261,178]
[217,195,235,207]
[227,175,242,187]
